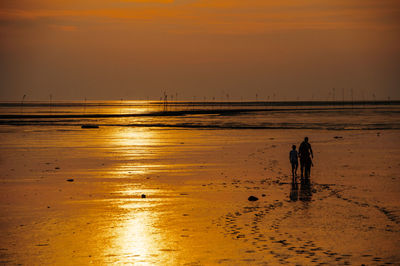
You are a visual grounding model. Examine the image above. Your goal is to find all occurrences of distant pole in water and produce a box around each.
[84,97,87,113]
[21,94,26,113]
[163,91,168,111]
[361,91,365,106]
[342,88,345,104]
[351,88,354,108]
[49,94,52,114]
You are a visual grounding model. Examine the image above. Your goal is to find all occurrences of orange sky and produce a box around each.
[1,0,399,100]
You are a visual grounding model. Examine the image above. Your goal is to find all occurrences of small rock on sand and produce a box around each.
[66,179,74,182]
[248,196,259,201]
[141,194,146,198]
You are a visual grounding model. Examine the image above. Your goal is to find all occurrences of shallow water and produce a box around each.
[0,102,399,265]
[1,101,400,130]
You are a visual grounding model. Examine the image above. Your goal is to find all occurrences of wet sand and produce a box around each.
[0,127,399,265]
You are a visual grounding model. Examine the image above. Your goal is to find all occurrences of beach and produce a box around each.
[0,102,399,265]
[2,0,400,263]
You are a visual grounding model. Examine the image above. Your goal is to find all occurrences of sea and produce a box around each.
[0,101,399,130]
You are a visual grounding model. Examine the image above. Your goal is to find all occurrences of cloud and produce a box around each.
[0,0,399,34]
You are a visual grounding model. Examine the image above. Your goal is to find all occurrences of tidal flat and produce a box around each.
[0,102,399,264]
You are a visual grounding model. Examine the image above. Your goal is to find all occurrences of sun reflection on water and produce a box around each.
[112,127,157,148]
[105,188,181,265]
[110,127,160,176]
[104,127,176,264]
[107,127,196,177]
[112,207,160,264]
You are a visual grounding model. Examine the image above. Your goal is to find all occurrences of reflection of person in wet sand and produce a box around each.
[289,178,312,202]
[289,145,298,182]
[289,182,298,202]
[299,178,312,202]
[299,137,313,179]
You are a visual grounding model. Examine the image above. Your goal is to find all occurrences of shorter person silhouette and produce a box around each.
[289,145,298,182]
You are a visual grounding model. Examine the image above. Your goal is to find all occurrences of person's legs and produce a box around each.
[300,158,305,178]
[291,163,295,178]
[291,163,297,183]
[305,158,311,178]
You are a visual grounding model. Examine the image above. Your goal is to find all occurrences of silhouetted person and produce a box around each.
[289,145,298,181]
[299,137,313,179]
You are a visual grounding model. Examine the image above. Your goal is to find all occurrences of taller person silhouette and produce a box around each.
[298,137,313,179]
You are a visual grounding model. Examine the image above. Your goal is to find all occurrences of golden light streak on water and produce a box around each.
[101,127,176,264]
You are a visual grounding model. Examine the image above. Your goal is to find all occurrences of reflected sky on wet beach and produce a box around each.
[0,102,399,264]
